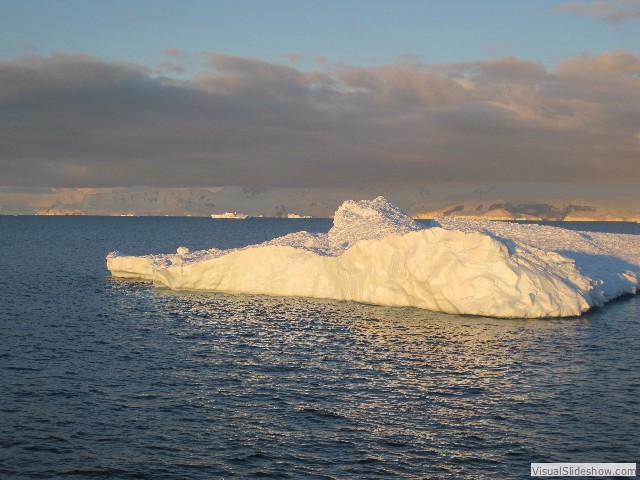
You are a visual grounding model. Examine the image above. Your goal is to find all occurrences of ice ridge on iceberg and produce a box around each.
[107,197,640,318]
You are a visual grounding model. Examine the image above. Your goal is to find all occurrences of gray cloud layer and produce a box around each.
[1,51,639,188]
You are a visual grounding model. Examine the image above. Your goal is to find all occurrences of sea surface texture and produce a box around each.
[1,216,639,479]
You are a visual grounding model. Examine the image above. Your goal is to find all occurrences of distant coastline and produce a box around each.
[10,211,639,222]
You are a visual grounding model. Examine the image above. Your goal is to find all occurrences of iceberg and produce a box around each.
[211,212,248,219]
[107,197,640,318]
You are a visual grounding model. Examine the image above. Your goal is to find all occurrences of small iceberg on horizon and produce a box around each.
[107,197,640,318]
[211,211,248,219]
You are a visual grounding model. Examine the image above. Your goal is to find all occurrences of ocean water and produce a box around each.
[1,216,638,479]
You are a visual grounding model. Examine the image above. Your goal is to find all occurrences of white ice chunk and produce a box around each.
[106,197,640,318]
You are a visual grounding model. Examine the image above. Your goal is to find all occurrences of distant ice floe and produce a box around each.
[107,197,640,318]
[211,212,248,219]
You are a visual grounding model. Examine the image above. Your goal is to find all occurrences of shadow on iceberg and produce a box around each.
[555,251,639,307]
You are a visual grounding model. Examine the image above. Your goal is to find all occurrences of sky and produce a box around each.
[1,0,639,193]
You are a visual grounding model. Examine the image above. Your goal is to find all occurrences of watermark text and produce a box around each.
[531,463,636,477]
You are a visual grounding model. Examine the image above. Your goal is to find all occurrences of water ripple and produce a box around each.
[1,217,639,479]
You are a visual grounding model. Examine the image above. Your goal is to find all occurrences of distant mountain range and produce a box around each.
[1,185,638,221]
[412,201,624,221]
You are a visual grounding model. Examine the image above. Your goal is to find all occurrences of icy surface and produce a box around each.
[328,197,423,251]
[107,197,640,318]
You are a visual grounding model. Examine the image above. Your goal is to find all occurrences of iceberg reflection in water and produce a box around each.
[108,282,640,478]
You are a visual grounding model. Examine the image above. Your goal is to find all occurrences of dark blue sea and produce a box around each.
[1,216,639,479]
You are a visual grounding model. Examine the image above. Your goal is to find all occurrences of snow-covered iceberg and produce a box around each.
[107,197,640,318]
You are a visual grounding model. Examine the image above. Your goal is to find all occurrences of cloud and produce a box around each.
[0,51,639,188]
[157,48,193,75]
[164,47,184,60]
[556,49,640,76]
[276,52,304,65]
[0,53,148,104]
[553,0,640,23]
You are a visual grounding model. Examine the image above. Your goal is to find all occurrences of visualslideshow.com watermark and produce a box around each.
[531,463,636,477]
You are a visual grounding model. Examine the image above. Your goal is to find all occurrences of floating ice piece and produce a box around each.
[211,212,248,219]
[107,197,640,318]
